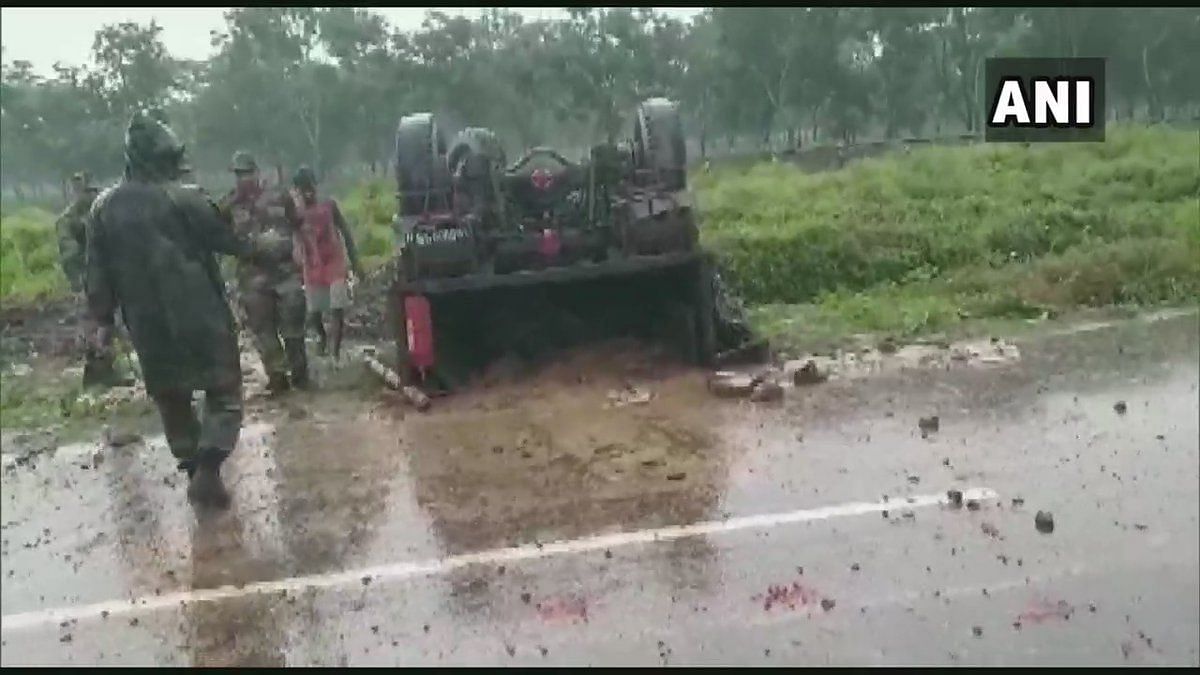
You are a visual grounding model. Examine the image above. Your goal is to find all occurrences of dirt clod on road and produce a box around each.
[1035,511,1055,534]
[793,360,828,386]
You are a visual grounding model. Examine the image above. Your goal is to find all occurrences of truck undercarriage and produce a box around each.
[384,98,758,392]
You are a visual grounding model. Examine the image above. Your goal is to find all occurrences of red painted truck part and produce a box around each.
[404,294,435,373]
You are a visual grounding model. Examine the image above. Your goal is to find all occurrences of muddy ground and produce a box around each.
[1,306,1197,666]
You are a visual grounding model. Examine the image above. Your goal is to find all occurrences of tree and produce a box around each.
[5,6,1200,196]
[89,20,179,121]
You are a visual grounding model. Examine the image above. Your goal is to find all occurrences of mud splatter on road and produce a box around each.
[2,310,1198,666]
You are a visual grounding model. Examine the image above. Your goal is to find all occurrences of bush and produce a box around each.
[696,125,1200,307]
[340,179,395,270]
[1,207,68,305]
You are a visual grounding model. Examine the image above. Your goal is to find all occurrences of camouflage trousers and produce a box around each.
[152,382,243,470]
[76,295,121,389]
[239,281,308,386]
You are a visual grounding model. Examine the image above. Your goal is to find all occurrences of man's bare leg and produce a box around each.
[310,312,328,356]
[331,309,345,361]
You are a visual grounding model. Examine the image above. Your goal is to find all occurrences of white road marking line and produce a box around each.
[1,487,996,632]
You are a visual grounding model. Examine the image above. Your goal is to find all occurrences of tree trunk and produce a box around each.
[1142,46,1163,121]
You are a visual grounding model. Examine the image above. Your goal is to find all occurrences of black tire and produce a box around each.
[448,127,506,177]
[395,113,449,216]
[634,98,687,190]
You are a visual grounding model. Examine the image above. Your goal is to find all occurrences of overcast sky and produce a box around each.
[1,7,703,77]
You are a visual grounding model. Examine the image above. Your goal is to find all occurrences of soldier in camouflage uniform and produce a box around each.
[57,172,98,293]
[57,172,124,388]
[86,110,268,510]
[219,151,309,394]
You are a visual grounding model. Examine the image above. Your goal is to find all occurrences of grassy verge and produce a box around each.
[696,125,1200,351]
[1,207,69,306]
[1,357,154,441]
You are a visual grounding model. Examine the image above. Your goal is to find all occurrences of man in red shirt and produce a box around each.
[290,166,363,361]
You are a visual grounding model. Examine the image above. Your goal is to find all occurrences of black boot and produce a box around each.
[187,452,231,511]
[285,338,310,389]
[177,459,197,479]
[266,370,291,396]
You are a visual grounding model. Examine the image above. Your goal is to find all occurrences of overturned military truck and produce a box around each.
[383,98,759,392]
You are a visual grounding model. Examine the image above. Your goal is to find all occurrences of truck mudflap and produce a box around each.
[404,294,435,375]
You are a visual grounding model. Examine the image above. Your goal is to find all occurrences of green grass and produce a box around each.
[695,125,1200,350]
[1,207,69,305]
[339,179,396,272]
[1,358,154,439]
[0,179,400,310]
[4,125,1198,354]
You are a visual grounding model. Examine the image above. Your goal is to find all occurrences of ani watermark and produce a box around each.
[984,57,1106,142]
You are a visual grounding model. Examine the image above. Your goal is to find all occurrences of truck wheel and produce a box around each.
[448,127,506,177]
[634,98,687,191]
[395,113,448,216]
[448,127,506,217]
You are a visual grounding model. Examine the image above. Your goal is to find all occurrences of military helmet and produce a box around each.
[230,150,258,173]
[292,165,318,189]
[124,109,189,177]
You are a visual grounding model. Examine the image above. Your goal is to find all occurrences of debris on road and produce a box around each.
[607,384,653,408]
[947,489,964,509]
[1035,511,1055,534]
[919,415,940,437]
[708,372,756,399]
[536,596,589,623]
[757,581,824,612]
[966,499,981,511]
[750,379,784,403]
[103,427,143,447]
[1018,598,1074,624]
[362,350,431,411]
[972,626,983,637]
[981,522,1001,539]
[1114,401,1127,415]
[793,360,828,386]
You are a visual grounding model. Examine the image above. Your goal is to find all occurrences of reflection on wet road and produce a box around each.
[2,312,1197,665]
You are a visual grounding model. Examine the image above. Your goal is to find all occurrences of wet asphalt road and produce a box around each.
[1,311,1197,666]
